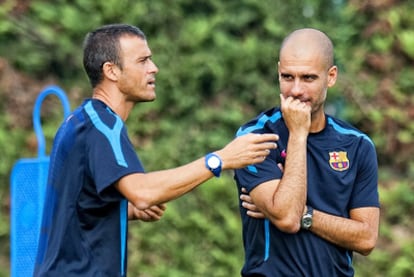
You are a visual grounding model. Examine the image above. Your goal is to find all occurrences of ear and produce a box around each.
[327,65,338,88]
[102,62,120,82]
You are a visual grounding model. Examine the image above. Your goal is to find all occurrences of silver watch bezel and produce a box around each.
[301,214,313,229]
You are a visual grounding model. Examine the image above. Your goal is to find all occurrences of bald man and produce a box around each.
[234,28,380,276]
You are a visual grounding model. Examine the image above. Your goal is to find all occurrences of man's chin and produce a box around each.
[133,92,156,103]
[140,95,156,103]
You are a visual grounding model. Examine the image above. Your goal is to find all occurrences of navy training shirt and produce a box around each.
[234,107,379,277]
[34,99,144,277]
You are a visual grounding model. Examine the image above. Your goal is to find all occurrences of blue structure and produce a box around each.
[10,85,70,277]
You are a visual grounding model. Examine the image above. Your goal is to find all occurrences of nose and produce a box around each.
[290,79,304,97]
[149,60,159,74]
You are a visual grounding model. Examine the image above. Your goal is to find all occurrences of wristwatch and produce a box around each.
[301,205,313,230]
[205,153,222,177]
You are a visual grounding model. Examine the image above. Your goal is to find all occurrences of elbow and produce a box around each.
[117,173,158,210]
[266,207,303,234]
[356,233,378,256]
[358,249,373,256]
[357,239,377,256]
[129,192,155,210]
[270,216,301,234]
[357,245,375,256]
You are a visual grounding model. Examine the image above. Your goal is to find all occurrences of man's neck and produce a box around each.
[92,87,134,121]
[309,111,326,133]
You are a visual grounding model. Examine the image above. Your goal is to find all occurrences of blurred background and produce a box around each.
[1,0,413,276]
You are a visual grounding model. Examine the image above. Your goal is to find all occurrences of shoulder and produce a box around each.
[82,99,123,129]
[82,99,111,119]
[326,115,375,147]
[237,107,282,136]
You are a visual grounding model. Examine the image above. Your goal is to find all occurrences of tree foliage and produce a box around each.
[0,0,413,276]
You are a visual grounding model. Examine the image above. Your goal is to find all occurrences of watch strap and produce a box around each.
[306,205,313,216]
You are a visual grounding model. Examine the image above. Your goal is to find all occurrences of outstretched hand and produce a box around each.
[129,203,167,222]
[217,133,279,170]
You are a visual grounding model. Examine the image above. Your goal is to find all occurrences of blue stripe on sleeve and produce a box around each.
[237,111,281,173]
[327,117,374,146]
[236,111,282,136]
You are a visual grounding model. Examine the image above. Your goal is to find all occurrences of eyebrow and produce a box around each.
[281,72,319,79]
[137,54,152,62]
[303,73,319,79]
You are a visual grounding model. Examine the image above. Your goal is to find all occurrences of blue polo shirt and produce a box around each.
[34,99,144,277]
[234,107,379,277]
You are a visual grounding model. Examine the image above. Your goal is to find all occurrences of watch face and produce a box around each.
[207,156,220,169]
[302,215,312,228]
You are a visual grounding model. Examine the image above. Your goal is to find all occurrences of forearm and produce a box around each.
[123,157,213,210]
[270,135,308,231]
[119,133,278,210]
[310,208,379,255]
[251,135,308,232]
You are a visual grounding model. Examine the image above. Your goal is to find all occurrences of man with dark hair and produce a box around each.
[34,24,278,276]
[235,28,380,276]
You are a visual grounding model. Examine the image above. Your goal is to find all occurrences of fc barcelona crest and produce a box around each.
[329,151,349,171]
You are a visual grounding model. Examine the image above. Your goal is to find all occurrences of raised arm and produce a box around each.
[245,95,311,233]
[116,133,278,210]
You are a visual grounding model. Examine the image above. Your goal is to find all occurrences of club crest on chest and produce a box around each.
[329,151,349,171]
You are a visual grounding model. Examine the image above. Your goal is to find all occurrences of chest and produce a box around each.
[305,137,360,214]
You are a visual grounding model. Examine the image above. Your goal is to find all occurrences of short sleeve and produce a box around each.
[87,124,144,200]
[234,149,283,192]
[349,140,380,209]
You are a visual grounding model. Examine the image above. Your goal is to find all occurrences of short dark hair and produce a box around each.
[83,24,146,88]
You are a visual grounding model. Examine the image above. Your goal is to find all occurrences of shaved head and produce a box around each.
[279,28,334,70]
